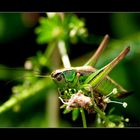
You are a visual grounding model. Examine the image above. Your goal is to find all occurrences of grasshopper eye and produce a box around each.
[55,73,63,81]
[51,71,64,82]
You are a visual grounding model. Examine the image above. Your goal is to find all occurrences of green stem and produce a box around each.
[46,41,61,127]
[89,97,110,126]
[80,108,87,128]
[94,104,110,125]
[45,41,57,60]
[58,40,71,68]
[0,78,53,113]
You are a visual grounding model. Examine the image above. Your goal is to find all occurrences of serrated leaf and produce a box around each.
[35,15,63,44]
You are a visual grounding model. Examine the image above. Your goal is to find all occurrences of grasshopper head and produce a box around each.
[51,70,65,85]
[51,68,77,88]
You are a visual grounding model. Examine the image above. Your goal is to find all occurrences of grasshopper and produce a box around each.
[51,35,130,113]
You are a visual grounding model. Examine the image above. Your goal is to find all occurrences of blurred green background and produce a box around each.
[0,12,139,127]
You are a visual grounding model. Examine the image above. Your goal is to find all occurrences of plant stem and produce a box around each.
[46,89,59,127]
[0,78,53,113]
[58,40,71,68]
[46,42,61,127]
[94,104,110,125]
[80,108,87,128]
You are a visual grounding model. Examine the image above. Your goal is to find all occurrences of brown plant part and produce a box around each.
[64,90,107,114]
[66,91,92,111]
[93,91,107,112]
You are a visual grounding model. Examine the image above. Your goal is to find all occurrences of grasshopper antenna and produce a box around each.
[84,34,109,66]
[4,73,51,86]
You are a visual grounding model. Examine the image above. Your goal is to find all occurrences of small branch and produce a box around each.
[58,40,71,68]
[0,78,53,114]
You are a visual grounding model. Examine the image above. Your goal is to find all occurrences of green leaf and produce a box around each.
[63,108,71,114]
[72,108,80,121]
[35,16,63,44]
[35,13,88,45]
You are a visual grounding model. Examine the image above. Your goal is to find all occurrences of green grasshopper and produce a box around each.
[51,35,130,113]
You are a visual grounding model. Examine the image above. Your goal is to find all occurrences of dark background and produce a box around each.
[0,13,112,67]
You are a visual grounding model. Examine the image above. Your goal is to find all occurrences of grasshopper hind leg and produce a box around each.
[84,34,109,66]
